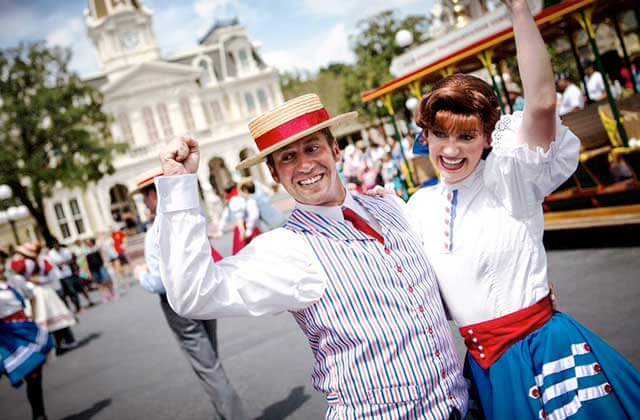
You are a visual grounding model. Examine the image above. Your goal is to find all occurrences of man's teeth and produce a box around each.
[442,157,464,165]
[300,175,322,185]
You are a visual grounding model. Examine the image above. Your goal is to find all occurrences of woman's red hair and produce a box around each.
[416,73,500,140]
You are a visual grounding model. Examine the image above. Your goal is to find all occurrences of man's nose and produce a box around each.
[295,153,315,173]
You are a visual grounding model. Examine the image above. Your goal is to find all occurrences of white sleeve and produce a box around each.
[244,198,260,235]
[485,111,581,219]
[154,174,326,319]
[139,223,165,294]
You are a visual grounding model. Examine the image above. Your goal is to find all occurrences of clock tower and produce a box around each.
[85,0,161,81]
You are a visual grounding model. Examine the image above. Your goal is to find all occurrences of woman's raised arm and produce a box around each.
[505,0,557,151]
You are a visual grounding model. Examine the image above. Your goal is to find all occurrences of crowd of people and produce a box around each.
[0,230,134,419]
[556,56,640,117]
[339,133,425,199]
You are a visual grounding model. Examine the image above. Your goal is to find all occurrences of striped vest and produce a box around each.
[284,194,467,418]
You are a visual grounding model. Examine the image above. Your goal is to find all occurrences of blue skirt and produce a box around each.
[0,320,53,387]
[466,313,640,419]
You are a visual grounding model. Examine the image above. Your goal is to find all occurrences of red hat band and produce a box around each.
[254,108,330,151]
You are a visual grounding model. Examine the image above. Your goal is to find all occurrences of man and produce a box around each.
[584,60,606,101]
[48,240,93,312]
[133,169,247,420]
[557,75,585,116]
[156,94,468,418]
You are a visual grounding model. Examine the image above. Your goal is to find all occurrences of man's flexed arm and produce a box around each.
[155,138,326,319]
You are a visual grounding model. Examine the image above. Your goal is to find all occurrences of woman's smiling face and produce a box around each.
[426,112,490,185]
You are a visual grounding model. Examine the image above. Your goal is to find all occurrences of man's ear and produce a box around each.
[267,161,279,183]
[332,141,342,163]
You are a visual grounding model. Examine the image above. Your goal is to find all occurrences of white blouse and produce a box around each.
[407,112,581,327]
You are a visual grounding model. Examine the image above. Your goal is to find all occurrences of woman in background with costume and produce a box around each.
[1,246,53,420]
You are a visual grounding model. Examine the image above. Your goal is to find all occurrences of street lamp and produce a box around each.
[405,97,419,112]
[395,29,414,49]
[0,184,29,244]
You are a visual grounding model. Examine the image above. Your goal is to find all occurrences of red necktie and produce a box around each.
[342,207,384,245]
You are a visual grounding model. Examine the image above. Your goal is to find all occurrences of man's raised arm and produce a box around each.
[154,138,325,319]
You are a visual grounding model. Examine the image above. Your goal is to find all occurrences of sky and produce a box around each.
[0,0,434,77]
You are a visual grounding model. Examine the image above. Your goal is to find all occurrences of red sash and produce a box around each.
[1,310,29,323]
[459,294,553,369]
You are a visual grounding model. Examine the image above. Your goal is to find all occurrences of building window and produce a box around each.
[257,89,269,112]
[69,198,85,235]
[238,49,250,71]
[54,203,71,239]
[180,98,196,131]
[142,107,159,143]
[157,103,173,139]
[210,101,224,123]
[118,113,134,143]
[244,92,256,116]
[198,59,211,85]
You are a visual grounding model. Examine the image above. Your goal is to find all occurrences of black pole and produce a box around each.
[565,23,592,104]
[611,13,638,94]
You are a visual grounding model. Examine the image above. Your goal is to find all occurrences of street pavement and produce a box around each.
[2,236,639,419]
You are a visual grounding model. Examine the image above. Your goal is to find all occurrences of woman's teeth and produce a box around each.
[300,174,322,186]
[440,157,465,170]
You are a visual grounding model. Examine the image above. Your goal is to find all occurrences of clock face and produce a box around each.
[120,31,139,50]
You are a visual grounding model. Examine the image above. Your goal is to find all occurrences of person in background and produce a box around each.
[134,169,247,420]
[506,81,525,112]
[85,238,116,303]
[48,240,93,313]
[110,226,131,292]
[216,184,260,254]
[584,60,606,101]
[0,246,53,420]
[557,74,585,116]
[10,243,77,355]
[242,179,286,229]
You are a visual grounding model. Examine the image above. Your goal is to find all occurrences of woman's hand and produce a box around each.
[364,185,392,198]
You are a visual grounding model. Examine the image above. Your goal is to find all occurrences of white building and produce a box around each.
[0,0,283,246]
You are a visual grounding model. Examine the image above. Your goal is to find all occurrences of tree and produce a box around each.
[341,10,431,119]
[0,43,127,246]
[280,65,347,117]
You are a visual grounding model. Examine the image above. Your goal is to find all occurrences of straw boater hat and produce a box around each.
[16,242,40,259]
[236,94,357,170]
[131,168,164,195]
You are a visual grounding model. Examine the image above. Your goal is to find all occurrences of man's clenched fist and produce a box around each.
[160,137,200,175]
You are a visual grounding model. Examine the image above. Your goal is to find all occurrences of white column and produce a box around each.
[191,96,208,131]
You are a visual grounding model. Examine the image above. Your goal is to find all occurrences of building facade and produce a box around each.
[5,0,283,246]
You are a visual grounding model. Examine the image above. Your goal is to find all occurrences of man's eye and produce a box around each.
[281,153,294,162]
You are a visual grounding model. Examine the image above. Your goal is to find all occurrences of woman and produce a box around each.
[10,243,77,355]
[1,247,53,420]
[406,1,640,418]
[216,184,261,254]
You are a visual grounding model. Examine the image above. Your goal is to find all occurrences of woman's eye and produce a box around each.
[460,134,476,141]
[433,130,447,139]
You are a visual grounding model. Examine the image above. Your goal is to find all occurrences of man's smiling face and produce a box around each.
[268,130,345,207]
